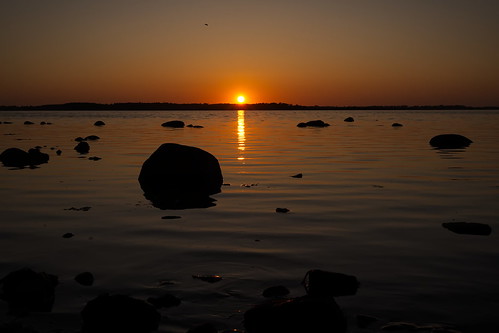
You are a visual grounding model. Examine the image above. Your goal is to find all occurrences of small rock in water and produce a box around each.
[442,222,492,235]
[75,272,94,286]
[88,156,102,161]
[62,233,74,238]
[94,120,105,126]
[74,141,90,154]
[161,120,185,128]
[65,206,91,211]
[291,173,303,178]
[161,215,182,220]
[24,121,34,125]
[297,120,330,127]
[276,208,290,213]
[75,137,85,142]
[344,117,354,122]
[147,293,181,308]
[192,275,223,283]
[262,285,290,298]
[392,122,403,127]
[85,135,100,140]
[429,134,472,149]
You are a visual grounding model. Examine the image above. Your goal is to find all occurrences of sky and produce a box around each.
[1,0,499,106]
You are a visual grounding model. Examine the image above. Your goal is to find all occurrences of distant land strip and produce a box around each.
[0,102,497,111]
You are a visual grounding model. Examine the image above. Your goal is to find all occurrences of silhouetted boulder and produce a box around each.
[244,295,346,333]
[0,268,58,314]
[161,120,185,128]
[75,272,94,286]
[297,120,330,128]
[0,147,49,167]
[74,142,90,154]
[344,117,354,122]
[302,269,359,297]
[94,120,105,126]
[81,294,160,333]
[442,222,492,236]
[429,134,472,149]
[24,121,34,125]
[138,143,223,209]
[391,123,403,127]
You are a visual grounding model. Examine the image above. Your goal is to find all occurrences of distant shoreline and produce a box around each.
[1,102,497,111]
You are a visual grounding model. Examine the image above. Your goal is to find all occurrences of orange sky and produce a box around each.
[1,1,498,106]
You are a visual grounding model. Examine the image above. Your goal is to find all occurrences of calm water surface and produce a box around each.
[1,110,498,332]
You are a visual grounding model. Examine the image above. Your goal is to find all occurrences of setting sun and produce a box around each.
[237,95,246,103]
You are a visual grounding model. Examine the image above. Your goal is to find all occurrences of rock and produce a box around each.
[429,134,472,149]
[391,123,403,127]
[291,173,303,178]
[94,120,105,126]
[276,208,290,213]
[146,293,181,308]
[262,285,290,298]
[75,141,90,154]
[344,117,354,122]
[192,275,223,283]
[161,215,182,219]
[56,149,62,156]
[40,121,46,125]
[0,147,49,167]
[138,143,223,209]
[302,269,359,297]
[75,137,85,142]
[24,121,34,125]
[442,222,492,236]
[85,135,100,141]
[161,120,185,128]
[62,232,74,238]
[75,272,94,286]
[88,156,102,161]
[0,268,58,314]
[244,295,346,333]
[187,323,218,333]
[297,120,330,128]
[81,294,160,333]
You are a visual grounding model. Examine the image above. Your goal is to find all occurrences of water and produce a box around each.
[1,110,498,332]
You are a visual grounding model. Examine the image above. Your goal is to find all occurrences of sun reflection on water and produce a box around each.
[237,110,245,161]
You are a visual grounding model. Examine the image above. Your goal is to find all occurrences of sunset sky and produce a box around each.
[1,0,498,106]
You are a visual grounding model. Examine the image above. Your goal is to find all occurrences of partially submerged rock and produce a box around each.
[344,117,354,122]
[244,295,346,333]
[297,120,330,128]
[161,120,185,128]
[391,123,403,127]
[0,268,58,314]
[81,294,160,333]
[0,147,49,167]
[442,222,492,236]
[138,143,223,209]
[302,269,359,297]
[94,120,105,126]
[74,141,90,154]
[429,134,472,149]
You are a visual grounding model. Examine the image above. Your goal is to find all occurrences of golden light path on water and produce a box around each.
[237,110,245,161]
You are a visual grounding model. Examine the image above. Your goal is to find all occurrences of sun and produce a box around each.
[237,95,246,104]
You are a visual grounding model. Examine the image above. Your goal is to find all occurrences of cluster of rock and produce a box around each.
[0,147,49,168]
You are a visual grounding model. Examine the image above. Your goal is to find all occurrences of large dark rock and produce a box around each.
[244,295,346,333]
[81,294,160,333]
[74,141,90,154]
[161,120,185,128]
[0,147,49,167]
[297,120,330,128]
[429,134,472,149]
[302,269,359,297]
[138,143,223,209]
[442,222,492,236]
[0,268,58,314]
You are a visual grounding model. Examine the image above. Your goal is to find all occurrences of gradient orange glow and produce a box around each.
[1,1,498,106]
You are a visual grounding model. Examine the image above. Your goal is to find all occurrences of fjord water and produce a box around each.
[0,110,498,332]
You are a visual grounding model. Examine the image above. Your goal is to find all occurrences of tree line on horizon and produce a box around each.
[0,102,497,111]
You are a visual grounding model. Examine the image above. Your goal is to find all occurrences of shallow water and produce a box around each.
[1,109,498,332]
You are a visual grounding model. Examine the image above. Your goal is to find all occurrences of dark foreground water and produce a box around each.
[1,110,498,332]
